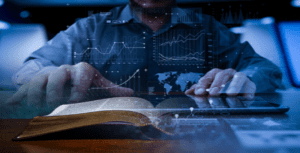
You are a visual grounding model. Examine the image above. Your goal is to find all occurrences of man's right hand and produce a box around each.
[6,62,134,107]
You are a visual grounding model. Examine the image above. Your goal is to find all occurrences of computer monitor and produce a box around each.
[276,21,300,87]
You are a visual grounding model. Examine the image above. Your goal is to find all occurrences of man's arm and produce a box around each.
[8,16,134,107]
[186,15,283,97]
[12,18,92,88]
[211,17,283,93]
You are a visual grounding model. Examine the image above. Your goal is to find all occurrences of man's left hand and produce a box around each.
[185,68,256,99]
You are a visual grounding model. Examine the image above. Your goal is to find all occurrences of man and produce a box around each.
[6,0,282,108]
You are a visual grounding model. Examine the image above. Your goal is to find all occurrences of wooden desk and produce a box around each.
[1,89,300,152]
[1,119,236,153]
[0,119,170,153]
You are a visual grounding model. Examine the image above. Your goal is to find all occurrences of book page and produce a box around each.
[47,97,155,117]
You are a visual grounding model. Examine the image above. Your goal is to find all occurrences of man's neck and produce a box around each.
[132,7,172,32]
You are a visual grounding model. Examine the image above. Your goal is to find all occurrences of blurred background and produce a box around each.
[0,0,299,91]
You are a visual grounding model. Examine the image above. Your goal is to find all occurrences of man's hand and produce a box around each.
[6,62,134,107]
[185,68,256,99]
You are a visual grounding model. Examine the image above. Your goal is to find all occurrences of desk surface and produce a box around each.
[1,89,300,152]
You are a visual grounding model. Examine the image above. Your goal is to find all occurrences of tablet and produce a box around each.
[142,94,290,114]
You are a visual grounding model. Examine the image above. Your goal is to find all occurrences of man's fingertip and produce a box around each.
[226,87,237,94]
[185,89,192,94]
[195,88,205,95]
[128,89,134,96]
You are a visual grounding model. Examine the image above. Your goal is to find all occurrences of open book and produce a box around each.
[13,96,199,140]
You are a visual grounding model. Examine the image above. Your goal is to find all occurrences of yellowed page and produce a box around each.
[47,97,155,118]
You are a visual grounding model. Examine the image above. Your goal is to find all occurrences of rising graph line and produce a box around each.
[159,30,205,47]
[89,69,140,89]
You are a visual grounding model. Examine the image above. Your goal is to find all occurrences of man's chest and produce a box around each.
[77,25,213,93]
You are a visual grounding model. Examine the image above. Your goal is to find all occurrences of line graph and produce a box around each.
[87,68,148,96]
[75,42,145,56]
[153,29,206,66]
[90,69,140,89]
[74,33,146,64]
[159,31,205,47]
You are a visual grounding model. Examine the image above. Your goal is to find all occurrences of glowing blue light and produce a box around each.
[261,17,274,25]
[0,0,4,6]
[278,21,300,85]
[20,11,30,18]
[291,0,300,7]
[0,20,10,29]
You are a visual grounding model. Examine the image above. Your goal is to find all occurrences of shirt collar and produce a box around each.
[114,4,199,29]
[112,4,135,25]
